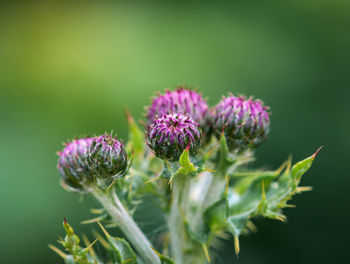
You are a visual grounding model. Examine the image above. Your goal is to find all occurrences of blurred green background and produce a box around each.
[1,0,349,263]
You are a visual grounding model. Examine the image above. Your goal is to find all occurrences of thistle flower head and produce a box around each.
[88,132,128,178]
[57,137,94,192]
[147,113,201,161]
[147,87,209,128]
[213,94,270,150]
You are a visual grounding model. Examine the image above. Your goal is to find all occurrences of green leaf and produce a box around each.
[97,221,137,264]
[125,109,145,156]
[184,219,210,244]
[178,147,197,175]
[227,214,249,237]
[234,170,281,195]
[263,149,320,220]
[204,198,228,231]
[109,237,137,264]
[159,255,175,264]
[291,147,321,182]
[217,134,235,172]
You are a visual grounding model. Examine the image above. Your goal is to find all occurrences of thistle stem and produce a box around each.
[92,188,161,264]
[169,176,186,264]
[203,172,227,209]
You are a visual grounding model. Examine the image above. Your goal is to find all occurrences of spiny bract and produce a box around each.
[147,113,201,161]
[213,94,270,151]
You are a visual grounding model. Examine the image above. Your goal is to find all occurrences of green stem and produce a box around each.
[203,172,227,208]
[92,188,161,264]
[168,176,185,264]
[191,171,226,234]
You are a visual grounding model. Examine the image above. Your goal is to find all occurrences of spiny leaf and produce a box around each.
[291,146,321,182]
[96,221,137,264]
[204,197,228,232]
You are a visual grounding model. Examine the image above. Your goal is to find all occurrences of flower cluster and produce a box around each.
[57,88,270,191]
[57,133,127,193]
[53,86,318,264]
[146,88,270,159]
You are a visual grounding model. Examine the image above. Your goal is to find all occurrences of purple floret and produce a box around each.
[147,113,201,161]
[147,87,209,128]
[213,94,270,150]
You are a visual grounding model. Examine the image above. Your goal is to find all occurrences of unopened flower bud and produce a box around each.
[57,138,94,192]
[147,113,201,161]
[147,87,209,129]
[213,95,270,150]
[88,133,128,179]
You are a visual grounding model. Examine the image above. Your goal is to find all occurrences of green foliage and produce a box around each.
[49,219,99,264]
[51,112,320,264]
[97,221,137,264]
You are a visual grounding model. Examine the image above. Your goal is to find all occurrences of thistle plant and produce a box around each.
[51,86,320,264]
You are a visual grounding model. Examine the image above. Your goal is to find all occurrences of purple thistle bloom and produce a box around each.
[213,94,270,150]
[147,113,201,161]
[147,87,209,128]
[88,132,128,178]
[57,137,94,192]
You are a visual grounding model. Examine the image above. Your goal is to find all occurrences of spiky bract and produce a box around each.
[147,113,201,161]
[147,87,209,128]
[213,94,270,150]
[88,133,128,179]
[57,138,94,192]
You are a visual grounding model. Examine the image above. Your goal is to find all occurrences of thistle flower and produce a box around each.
[57,138,94,192]
[213,95,270,150]
[147,87,209,128]
[147,113,201,161]
[88,133,128,179]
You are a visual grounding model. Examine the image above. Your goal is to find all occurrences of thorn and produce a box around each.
[96,220,110,238]
[224,174,230,197]
[275,158,288,175]
[82,235,98,256]
[90,208,104,214]
[284,204,296,208]
[234,236,240,255]
[246,221,258,233]
[312,146,323,159]
[86,238,98,250]
[92,230,110,249]
[105,179,117,196]
[145,175,161,183]
[285,155,292,174]
[261,180,266,200]
[204,140,220,160]
[150,246,162,256]
[202,244,211,263]
[81,215,105,225]
[296,186,313,193]
[168,175,175,187]
[275,215,287,222]
[48,244,67,259]
[203,169,216,173]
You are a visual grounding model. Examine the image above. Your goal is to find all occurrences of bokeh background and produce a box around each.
[1,1,349,263]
